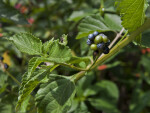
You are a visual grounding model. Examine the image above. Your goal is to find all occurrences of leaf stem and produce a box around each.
[6,71,21,86]
[60,63,87,71]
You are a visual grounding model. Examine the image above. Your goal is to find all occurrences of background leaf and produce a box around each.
[76,13,121,39]
[0,1,28,24]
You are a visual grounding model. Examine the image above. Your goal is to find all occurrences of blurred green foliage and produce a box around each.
[0,0,150,113]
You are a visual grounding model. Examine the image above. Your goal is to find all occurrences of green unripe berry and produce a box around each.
[102,36,108,43]
[94,35,103,44]
[90,44,97,50]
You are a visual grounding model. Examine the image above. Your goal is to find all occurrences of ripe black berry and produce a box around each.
[4,63,9,69]
[93,31,99,36]
[97,43,105,50]
[87,39,93,45]
[88,34,94,40]
[0,56,4,61]
[103,46,110,54]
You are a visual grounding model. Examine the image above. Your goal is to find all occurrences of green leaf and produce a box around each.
[95,80,119,100]
[88,81,120,113]
[104,14,122,31]
[76,14,113,39]
[116,0,147,43]
[129,91,150,113]
[68,9,97,22]
[16,69,50,111]
[89,98,120,113]
[27,57,47,79]
[18,96,30,113]
[87,81,119,113]
[0,1,28,24]
[9,33,42,55]
[47,40,72,63]
[0,103,12,113]
[42,38,54,55]
[35,74,76,113]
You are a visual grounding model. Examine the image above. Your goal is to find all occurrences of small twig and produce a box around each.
[98,28,125,59]
[6,71,21,86]
[109,28,125,48]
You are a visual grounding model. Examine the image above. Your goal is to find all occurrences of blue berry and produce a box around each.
[105,40,111,46]
[0,56,4,61]
[88,34,94,40]
[93,31,99,36]
[4,63,9,69]
[87,39,92,45]
[103,46,109,54]
[97,43,105,50]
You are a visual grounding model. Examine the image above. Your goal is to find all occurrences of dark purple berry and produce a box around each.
[93,31,99,36]
[105,40,111,46]
[97,43,105,50]
[4,63,9,69]
[0,56,4,61]
[87,39,92,45]
[88,34,94,40]
[103,46,110,54]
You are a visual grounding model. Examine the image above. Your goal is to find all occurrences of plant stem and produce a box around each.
[60,63,88,71]
[109,28,125,48]
[6,71,21,86]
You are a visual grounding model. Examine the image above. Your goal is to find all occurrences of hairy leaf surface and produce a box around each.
[9,33,42,55]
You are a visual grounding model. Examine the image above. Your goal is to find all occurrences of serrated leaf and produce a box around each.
[35,74,76,113]
[27,57,47,79]
[76,14,112,39]
[42,38,54,55]
[116,0,147,43]
[16,69,50,111]
[47,40,72,63]
[9,33,42,55]
[0,1,28,24]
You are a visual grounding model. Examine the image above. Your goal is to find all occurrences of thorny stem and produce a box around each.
[73,18,150,82]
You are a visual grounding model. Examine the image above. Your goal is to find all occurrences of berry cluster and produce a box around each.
[0,56,9,70]
[87,31,110,54]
